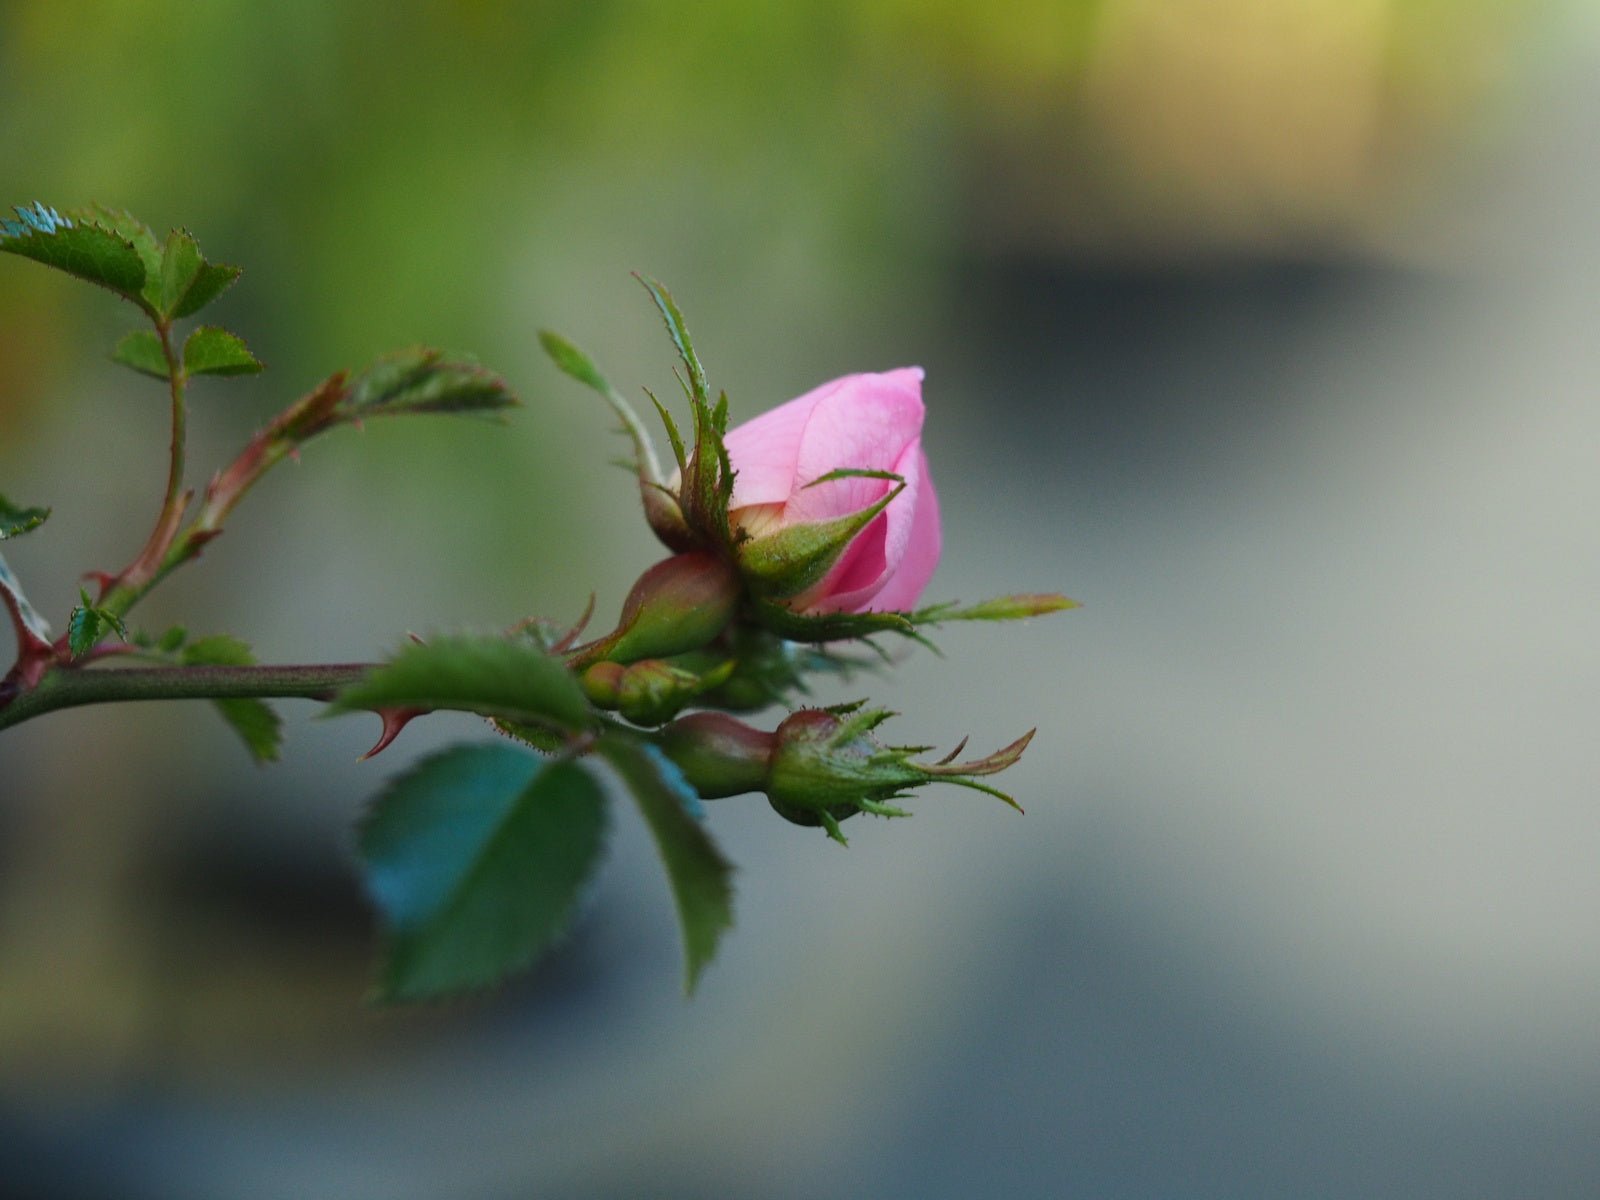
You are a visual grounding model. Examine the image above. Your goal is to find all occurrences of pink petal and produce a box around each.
[864,448,940,612]
[804,439,934,614]
[783,368,925,525]
[723,376,849,508]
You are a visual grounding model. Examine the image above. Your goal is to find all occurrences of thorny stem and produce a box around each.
[0,661,375,733]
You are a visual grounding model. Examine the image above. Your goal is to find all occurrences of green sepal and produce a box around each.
[183,326,263,376]
[327,635,592,732]
[359,743,610,1002]
[635,276,733,550]
[913,593,1079,623]
[747,596,916,644]
[180,633,284,762]
[738,476,905,600]
[0,494,50,540]
[0,203,151,313]
[111,330,169,379]
[598,736,734,994]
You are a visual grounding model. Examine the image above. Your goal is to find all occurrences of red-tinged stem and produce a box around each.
[0,661,375,733]
[94,321,190,621]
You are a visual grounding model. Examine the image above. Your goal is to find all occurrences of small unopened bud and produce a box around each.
[767,706,1031,844]
[569,551,739,669]
[657,712,776,799]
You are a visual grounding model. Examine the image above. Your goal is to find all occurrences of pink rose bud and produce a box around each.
[722,368,941,614]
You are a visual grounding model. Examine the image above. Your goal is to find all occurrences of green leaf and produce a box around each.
[66,604,102,656]
[359,743,610,1001]
[0,494,49,539]
[346,348,515,417]
[183,326,263,376]
[75,204,161,309]
[111,329,170,379]
[599,736,734,994]
[157,227,239,319]
[180,633,256,667]
[327,635,592,731]
[158,228,204,316]
[181,633,282,761]
[66,586,128,656]
[170,260,240,319]
[213,697,282,763]
[0,203,150,311]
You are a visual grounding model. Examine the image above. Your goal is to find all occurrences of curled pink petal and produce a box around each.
[722,367,940,615]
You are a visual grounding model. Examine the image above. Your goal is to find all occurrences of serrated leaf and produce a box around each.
[347,348,515,417]
[111,329,169,380]
[157,227,239,319]
[0,203,150,310]
[183,326,263,376]
[327,635,591,731]
[170,260,240,319]
[359,743,609,1001]
[177,634,281,760]
[0,494,50,539]
[214,697,282,763]
[67,604,103,656]
[599,736,734,994]
[159,228,204,316]
[75,204,161,309]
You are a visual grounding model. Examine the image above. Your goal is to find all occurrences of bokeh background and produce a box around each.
[3,2,1597,1196]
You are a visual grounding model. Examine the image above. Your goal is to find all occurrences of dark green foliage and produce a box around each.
[345,348,515,417]
[66,587,129,656]
[0,203,150,310]
[181,634,283,762]
[0,495,50,540]
[158,228,240,319]
[111,330,170,379]
[599,736,734,993]
[359,744,609,1001]
[183,326,263,376]
[328,636,592,732]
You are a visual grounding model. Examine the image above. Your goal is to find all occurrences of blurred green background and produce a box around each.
[5,2,1597,1197]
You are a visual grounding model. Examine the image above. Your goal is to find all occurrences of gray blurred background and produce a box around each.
[2,2,1597,1196]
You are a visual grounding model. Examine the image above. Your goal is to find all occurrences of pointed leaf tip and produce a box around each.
[184,326,263,376]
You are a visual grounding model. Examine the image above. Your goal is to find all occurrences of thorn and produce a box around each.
[406,631,426,645]
[934,736,969,766]
[359,706,427,760]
